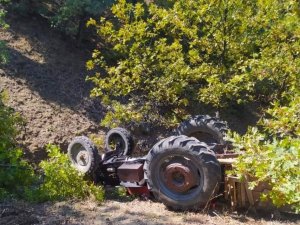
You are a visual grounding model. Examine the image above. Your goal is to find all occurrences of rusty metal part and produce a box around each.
[117,163,144,182]
[216,153,239,159]
[126,186,150,197]
[164,163,197,193]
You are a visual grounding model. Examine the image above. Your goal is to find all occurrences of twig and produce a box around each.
[202,183,222,213]
[212,210,222,219]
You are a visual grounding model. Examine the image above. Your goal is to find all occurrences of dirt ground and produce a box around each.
[0,14,299,225]
[1,198,299,225]
[0,14,107,161]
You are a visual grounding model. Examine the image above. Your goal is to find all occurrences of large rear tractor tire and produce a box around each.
[176,115,228,151]
[67,136,99,175]
[144,135,221,211]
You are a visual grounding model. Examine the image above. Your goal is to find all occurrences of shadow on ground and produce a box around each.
[2,14,105,123]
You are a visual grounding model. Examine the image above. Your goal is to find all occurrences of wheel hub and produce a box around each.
[76,151,88,166]
[164,163,197,193]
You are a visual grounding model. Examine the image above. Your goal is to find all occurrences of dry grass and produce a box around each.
[1,198,296,225]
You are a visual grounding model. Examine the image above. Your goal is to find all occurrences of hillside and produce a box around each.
[0,14,105,162]
[0,14,261,161]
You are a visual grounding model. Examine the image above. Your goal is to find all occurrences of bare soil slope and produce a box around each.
[0,15,105,161]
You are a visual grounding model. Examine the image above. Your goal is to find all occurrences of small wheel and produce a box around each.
[176,115,228,151]
[144,135,221,211]
[68,136,99,174]
[105,128,134,156]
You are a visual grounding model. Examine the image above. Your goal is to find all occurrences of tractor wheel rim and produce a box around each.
[164,163,197,193]
[76,151,89,166]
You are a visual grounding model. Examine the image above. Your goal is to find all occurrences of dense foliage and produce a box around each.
[87,0,299,127]
[230,94,300,212]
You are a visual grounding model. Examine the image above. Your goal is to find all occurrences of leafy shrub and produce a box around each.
[51,0,115,37]
[262,95,300,138]
[230,95,300,212]
[89,133,105,151]
[34,144,104,202]
[0,0,9,28]
[0,92,36,199]
[87,0,299,127]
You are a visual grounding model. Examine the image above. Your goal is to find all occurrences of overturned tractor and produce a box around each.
[68,115,253,210]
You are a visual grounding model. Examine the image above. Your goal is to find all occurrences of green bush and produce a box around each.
[0,92,36,199]
[51,0,115,38]
[34,144,104,202]
[230,95,300,212]
[87,0,299,127]
[0,0,9,29]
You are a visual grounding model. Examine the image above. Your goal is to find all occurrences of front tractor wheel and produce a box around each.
[144,136,221,211]
[67,136,99,175]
